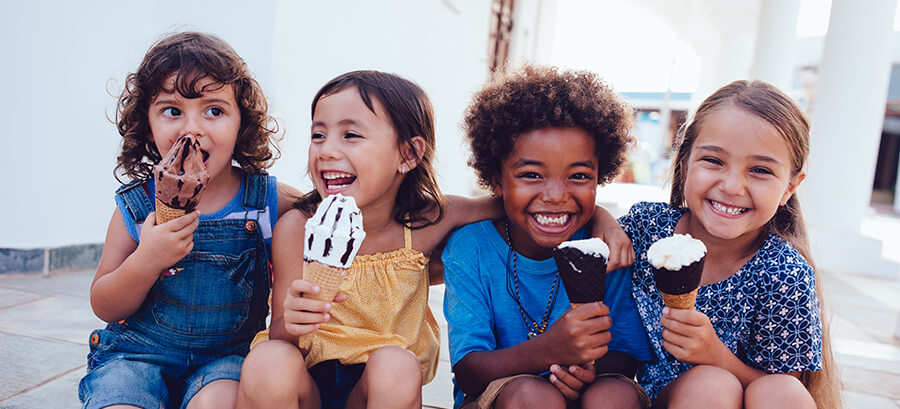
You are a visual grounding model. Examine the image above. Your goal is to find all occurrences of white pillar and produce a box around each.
[750,0,801,91]
[804,0,899,278]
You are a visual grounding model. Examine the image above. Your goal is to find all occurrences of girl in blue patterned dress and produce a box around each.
[620,80,839,409]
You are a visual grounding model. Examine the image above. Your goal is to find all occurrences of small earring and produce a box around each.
[399,165,407,174]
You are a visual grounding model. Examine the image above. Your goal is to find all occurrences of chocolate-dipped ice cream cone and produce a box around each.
[553,238,609,308]
[153,134,209,224]
[648,234,706,309]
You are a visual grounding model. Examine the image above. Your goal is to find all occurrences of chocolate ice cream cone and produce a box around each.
[155,198,187,225]
[553,238,609,308]
[297,260,347,349]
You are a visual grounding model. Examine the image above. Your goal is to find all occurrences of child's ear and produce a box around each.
[490,176,503,197]
[399,136,427,174]
[780,171,806,206]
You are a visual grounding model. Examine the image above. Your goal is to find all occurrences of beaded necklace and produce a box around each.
[504,219,560,339]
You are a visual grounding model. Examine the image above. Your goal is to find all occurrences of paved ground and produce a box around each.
[2,212,899,408]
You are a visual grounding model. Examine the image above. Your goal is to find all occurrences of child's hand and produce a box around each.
[134,211,199,273]
[549,362,596,401]
[589,207,635,271]
[660,307,730,366]
[282,279,348,337]
[542,302,612,365]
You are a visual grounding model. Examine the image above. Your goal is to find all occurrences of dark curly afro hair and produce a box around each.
[464,65,634,190]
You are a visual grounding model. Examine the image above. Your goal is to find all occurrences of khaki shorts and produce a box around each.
[460,373,650,409]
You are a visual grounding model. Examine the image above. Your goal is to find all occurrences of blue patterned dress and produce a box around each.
[619,202,823,400]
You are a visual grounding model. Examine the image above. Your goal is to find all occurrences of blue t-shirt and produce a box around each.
[115,171,279,253]
[619,202,823,400]
[443,220,653,407]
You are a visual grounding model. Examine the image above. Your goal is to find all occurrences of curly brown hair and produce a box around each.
[114,31,278,183]
[463,65,634,190]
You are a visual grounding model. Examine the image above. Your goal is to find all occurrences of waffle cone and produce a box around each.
[297,261,347,349]
[660,288,699,309]
[155,198,186,225]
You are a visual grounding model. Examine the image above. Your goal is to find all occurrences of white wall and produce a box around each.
[0,0,491,248]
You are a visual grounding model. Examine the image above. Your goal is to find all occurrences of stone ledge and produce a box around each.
[0,243,102,275]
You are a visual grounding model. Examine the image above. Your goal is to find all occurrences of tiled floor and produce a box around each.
[1,213,899,408]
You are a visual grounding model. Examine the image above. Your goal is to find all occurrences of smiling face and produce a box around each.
[493,127,599,260]
[308,87,407,211]
[682,106,804,243]
[147,74,240,183]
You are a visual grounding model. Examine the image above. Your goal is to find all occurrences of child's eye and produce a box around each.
[162,107,181,117]
[751,167,774,175]
[206,107,223,117]
[516,172,541,180]
[700,157,723,166]
[570,172,593,181]
[311,132,326,140]
[344,132,363,139]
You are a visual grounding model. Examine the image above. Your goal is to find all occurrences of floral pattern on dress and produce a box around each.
[620,202,823,400]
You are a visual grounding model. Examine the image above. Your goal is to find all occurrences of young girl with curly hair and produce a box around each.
[620,80,840,409]
[79,31,296,409]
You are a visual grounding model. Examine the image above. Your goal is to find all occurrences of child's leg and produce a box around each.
[493,376,566,409]
[651,365,741,409]
[235,340,320,409]
[581,375,645,409]
[185,380,238,409]
[345,346,422,409]
[183,354,243,409]
[744,374,815,409]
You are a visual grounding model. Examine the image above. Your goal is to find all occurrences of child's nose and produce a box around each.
[542,180,567,202]
[721,169,746,195]
[316,136,341,160]
[179,114,204,138]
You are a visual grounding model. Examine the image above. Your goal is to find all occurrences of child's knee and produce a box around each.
[582,376,644,409]
[239,340,310,394]
[745,374,814,409]
[662,365,742,409]
[495,377,566,409]
[366,346,422,386]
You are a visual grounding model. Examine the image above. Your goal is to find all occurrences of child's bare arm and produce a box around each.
[90,209,198,322]
[590,206,634,271]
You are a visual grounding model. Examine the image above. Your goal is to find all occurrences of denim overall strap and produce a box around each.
[116,179,154,224]
[241,173,268,211]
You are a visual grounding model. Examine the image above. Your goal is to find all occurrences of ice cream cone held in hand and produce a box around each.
[153,134,209,225]
[553,238,609,309]
[297,193,366,349]
[648,234,706,309]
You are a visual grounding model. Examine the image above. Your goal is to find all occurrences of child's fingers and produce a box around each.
[333,292,349,303]
[548,372,580,401]
[569,301,610,320]
[662,339,690,361]
[287,279,321,298]
[662,307,707,328]
[569,363,596,383]
[167,211,200,231]
[551,364,586,391]
[145,212,158,227]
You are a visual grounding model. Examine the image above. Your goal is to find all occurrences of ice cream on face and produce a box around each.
[154,134,209,211]
[304,194,366,269]
[553,237,610,306]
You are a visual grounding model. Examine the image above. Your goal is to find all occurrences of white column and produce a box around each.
[804,0,899,278]
[750,0,801,91]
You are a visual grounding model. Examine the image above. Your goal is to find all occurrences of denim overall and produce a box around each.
[79,173,271,409]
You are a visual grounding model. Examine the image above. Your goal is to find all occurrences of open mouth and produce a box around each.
[709,200,747,216]
[322,171,357,191]
[530,212,573,233]
[201,150,210,166]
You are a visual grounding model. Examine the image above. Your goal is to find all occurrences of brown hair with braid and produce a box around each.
[114,31,278,183]
[670,80,840,409]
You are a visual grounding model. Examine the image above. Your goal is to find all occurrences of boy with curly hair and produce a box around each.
[442,65,653,409]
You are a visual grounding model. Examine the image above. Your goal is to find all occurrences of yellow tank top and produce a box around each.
[252,226,440,384]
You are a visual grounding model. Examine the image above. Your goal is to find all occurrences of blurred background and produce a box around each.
[0,0,898,282]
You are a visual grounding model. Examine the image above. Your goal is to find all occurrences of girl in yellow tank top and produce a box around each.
[236,71,632,409]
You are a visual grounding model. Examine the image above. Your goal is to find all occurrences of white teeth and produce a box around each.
[534,214,568,226]
[323,172,354,180]
[711,200,746,215]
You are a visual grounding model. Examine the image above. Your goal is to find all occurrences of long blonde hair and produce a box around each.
[670,80,841,409]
